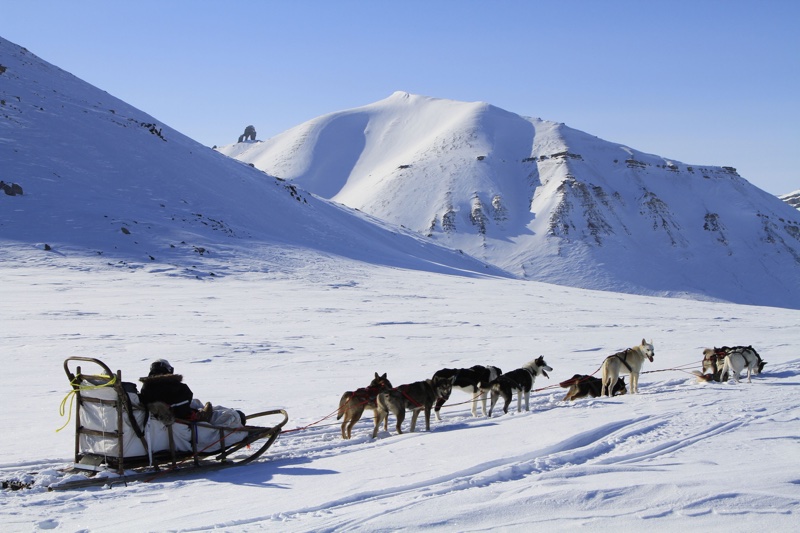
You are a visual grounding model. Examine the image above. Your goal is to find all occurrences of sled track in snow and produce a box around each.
[184,382,768,530]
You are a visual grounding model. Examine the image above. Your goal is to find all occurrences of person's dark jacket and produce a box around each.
[139,374,194,419]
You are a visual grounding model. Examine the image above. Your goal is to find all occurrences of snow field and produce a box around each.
[1,261,798,531]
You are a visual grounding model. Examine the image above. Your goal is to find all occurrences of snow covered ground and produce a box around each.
[1,258,798,532]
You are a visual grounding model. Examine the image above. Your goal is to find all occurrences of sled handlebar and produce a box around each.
[63,356,116,385]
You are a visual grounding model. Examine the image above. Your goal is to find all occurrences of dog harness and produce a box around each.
[397,385,425,408]
[611,349,634,372]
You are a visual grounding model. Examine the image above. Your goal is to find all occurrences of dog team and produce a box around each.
[695,345,766,383]
[338,339,766,440]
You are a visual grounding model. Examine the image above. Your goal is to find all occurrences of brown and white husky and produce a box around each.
[337,372,392,440]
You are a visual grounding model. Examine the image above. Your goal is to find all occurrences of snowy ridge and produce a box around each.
[0,38,503,280]
[221,93,800,309]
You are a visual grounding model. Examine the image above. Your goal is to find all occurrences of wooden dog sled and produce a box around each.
[54,357,288,490]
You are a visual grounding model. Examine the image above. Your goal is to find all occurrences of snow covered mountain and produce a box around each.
[0,38,503,279]
[219,92,800,309]
[781,190,800,211]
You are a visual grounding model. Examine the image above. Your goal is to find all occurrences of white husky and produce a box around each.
[718,347,761,383]
[601,339,655,395]
[701,346,766,383]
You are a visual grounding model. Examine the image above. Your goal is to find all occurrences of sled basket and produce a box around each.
[58,357,287,489]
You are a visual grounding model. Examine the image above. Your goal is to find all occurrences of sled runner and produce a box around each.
[55,357,288,490]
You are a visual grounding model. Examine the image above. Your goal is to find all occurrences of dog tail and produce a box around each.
[690,370,714,382]
[376,391,389,413]
[720,356,733,382]
[337,391,352,420]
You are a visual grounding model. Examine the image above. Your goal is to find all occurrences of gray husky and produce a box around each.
[374,376,453,438]
[488,356,553,416]
[337,372,392,440]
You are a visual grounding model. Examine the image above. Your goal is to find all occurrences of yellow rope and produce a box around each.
[56,375,117,432]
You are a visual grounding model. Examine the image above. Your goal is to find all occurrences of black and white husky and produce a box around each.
[488,356,553,416]
[432,365,502,419]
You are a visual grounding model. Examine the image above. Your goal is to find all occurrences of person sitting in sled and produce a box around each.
[139,359,213,424]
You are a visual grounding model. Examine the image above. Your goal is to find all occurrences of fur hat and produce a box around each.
[149,359,174,376]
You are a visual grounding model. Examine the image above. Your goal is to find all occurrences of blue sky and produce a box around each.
[4,0,798,194]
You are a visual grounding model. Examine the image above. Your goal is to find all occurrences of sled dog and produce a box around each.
[601,339,654,395]
[374,376,453,438]
[701,348,730,382]
[703,346,763,384]
[432,365,502,419]
[701,346,765,383]
[487,356,552,416]
[560,374,627,401]
[699,349,725,382]
[337,372,392,440]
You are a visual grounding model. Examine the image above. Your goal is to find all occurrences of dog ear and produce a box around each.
[375,372,379,379]
[642,338,647,345]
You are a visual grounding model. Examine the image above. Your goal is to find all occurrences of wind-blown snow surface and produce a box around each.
[0,37,501,280]
[220,92,800,309]
[1,260,799,532]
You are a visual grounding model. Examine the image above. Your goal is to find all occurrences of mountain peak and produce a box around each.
[219,95,800,308]
[389,90,412,99]
[0,36,503,280]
